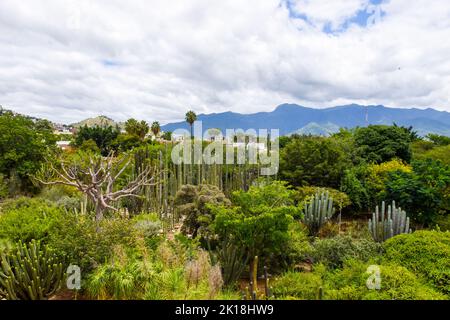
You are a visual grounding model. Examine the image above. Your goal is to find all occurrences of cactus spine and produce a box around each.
[368,200,412,242]
[0,240,63,300]
[303,190,335,236]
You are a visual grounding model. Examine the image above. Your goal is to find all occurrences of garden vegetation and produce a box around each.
[1,110,449,300]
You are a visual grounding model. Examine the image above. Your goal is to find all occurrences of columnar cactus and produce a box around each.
[0,240,63,300]
[303,191,335,236]
[368,200,412,243]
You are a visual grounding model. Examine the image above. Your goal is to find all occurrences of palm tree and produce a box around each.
[151,121,161,139]
[125,118,149,141]
[185,110,197,139]
[137,120,149,141]
[124,118,139,136]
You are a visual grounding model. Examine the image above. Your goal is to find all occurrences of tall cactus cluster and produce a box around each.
[0,240,63,300]
[368,200,412,243]
[303,191,335,236]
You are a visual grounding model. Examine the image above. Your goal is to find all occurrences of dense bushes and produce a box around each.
[2,112,450,301]
[279,136,351,188]
[340,160,412,212]
[0,174,8,200]
[0,111,57,194]
[211,182,299,268]
[324,261,446,300]
[383,230,450,294]
[272,271,323,300]
[311,235,382,269]
[0,198,64,243]
[354,125,412,164]
[85,241,238,300]
[384,159,450,226]
[47,214,142,272]
[273,261,446,300]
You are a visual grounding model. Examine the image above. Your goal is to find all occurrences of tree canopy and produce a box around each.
[0,111,57,193]
[354,125,412,164]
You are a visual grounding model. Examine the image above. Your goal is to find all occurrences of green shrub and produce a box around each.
[384,159,450,226]
[272,271,323,300]
[0,174,8,199]
[323,261,446,300]
[0,197,64,243]
[48,214,140,272]
[38,185,81,211]
[436,215,450,231]
[280,223,312,269]
[86,253,149,299]
[86,242,227,300]
[311,235,382,269]
[131,213,163,248]
[212,205,294,268]
[383,230,450,294]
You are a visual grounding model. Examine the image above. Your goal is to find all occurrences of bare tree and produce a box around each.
[35,153,157,221]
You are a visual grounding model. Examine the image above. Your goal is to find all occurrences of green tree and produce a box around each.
[393,123,420,141]
[112,134,142,152]
[0,111,57,193]
[340,166,370,213]
[426,133,450,146]
[161,131,173,141]
[211,181,301,267]
[79,139,101,154]
[384,159,450,226]
[415,145,450,165]
[74,125,120,156]
[280,136,351,188]
[354,125,412,164]
[151,121,161,138]
[231,180,297,213]
[124,119,149,141]
[185,110,197,139]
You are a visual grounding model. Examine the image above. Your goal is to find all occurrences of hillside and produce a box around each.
[71,116,119,128]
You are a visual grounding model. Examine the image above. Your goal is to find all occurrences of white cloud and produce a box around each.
[288,0,370,30]
[0,0,449,124]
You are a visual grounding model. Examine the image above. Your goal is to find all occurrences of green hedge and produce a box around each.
[0,197,63,243]
[383,230,450,294]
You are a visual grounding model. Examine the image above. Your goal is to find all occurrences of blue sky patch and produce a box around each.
[283,0,386,34]
[102,59,121,67]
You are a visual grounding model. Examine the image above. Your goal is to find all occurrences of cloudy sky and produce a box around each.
[1,0,450,124]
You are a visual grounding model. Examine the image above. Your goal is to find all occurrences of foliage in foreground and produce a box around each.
[0,197,64,243]
[85,241,239,300]
[272,261,446,300]
[0,240,63,300]
[311,235,382,269]
[383,230,450,294]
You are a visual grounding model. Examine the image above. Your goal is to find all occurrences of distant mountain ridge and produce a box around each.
[161,104,450,137]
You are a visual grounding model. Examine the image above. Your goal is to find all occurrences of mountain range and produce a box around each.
[161,104,450,137]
